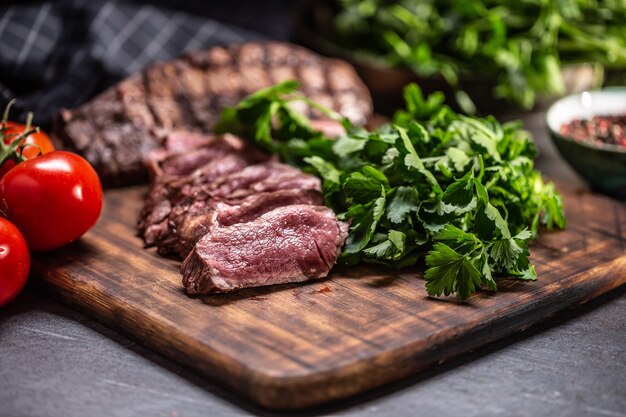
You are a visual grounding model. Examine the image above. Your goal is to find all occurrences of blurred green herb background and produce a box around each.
[329,0,626,111]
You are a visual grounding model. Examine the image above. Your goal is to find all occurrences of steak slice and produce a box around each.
[53,42,372,187]
[175,188,324,258]
[155,162,322,255]
[146,132,259,177]
[207,161,321,200]
[139,160,294,241]
[139,153,254,246]
[181,205,349,294]
[137,131,270,244]
[145,130,224,166]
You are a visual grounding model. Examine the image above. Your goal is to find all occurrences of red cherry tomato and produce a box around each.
[0,217,30,307]
[0,121,55,178]
[0,151,103,251]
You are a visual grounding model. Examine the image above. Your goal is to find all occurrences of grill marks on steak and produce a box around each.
[181,205,349,294]
[56,83,157,185]
[54,42,372,187]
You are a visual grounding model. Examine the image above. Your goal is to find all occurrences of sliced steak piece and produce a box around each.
[208,162,321,200]
[181,205,349,294]
[139,153,255,246]
[157,142,268,180]
[169,160,316,212]
[145,130,222,165]
[215,190,324,227]
[174,188,323,258]
[145,132,252,177]
[53,42,372,187]
[183,161,300,200]
[155,163,322,255]
[140,159,292,244]
[137,132,270,245]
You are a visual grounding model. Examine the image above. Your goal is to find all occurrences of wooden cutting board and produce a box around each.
[31,183,626,410]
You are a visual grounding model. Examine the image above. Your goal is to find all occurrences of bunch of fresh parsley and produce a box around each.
[327,0,626,111]
[214,81,565,300]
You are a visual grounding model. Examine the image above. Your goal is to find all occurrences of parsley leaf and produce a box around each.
[343,187,386,254]
[386,186,420,224]
[425,243,483,300]
[442,169,475,208]
[343,166,389,204]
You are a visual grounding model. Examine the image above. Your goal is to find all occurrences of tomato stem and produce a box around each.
[0,100,40,169]
[1,99,15,123]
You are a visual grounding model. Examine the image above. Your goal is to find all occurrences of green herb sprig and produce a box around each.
[215,81,565,300]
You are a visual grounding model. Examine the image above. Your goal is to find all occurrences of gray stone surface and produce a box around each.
[1,285,624,417]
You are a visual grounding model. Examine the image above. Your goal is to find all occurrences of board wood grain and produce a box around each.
[29,181,626,410]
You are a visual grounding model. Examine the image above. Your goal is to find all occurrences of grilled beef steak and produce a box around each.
[54,42,372,187]
[138,134,348,292]
[181,205,349,294]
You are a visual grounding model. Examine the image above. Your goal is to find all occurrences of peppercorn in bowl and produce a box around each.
[546,88,626,199]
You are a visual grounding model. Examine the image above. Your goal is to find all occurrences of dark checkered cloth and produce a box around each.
[0,0,292,127]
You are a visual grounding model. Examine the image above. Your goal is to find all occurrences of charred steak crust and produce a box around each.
[53,42,373,187]
[181,205,349,294]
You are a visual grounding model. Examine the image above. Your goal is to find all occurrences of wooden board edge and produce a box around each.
[244,256,626,409]
[31,256,626,410]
